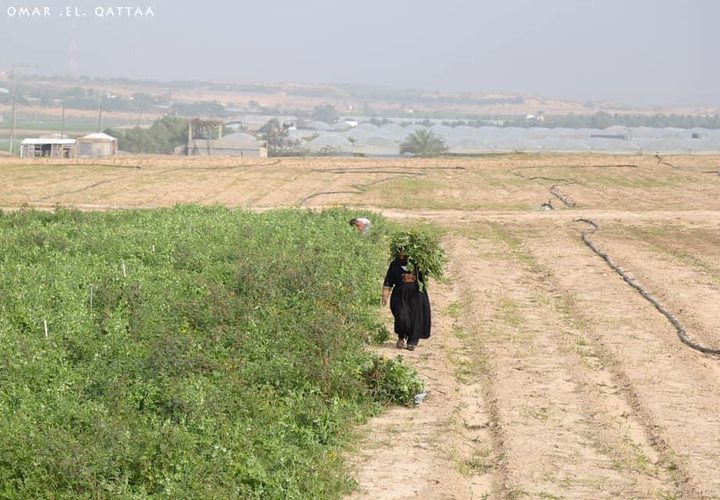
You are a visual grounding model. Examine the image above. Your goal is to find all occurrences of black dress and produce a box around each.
[383,258,432,346]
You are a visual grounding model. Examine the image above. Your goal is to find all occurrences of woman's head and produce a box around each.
[389,231,413,261]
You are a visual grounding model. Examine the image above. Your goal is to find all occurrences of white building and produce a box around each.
[77,132,118,157]
[20,137,77,158]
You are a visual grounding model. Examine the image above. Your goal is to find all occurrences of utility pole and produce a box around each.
[7,63,39,155]
[97,97,103,132]
[60,104,66,138]
[8,87,17,154]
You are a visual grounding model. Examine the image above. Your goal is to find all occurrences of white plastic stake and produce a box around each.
[43,320,48,338]
[122,260,127,278]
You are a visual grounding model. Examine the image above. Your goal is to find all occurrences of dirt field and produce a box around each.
[2,153,720,498]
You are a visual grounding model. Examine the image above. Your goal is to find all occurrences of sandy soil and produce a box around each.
[1,153,719,498]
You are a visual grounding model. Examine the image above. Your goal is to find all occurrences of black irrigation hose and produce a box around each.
[657,154,720,176]
[42,163,142,170]
[90,163,142,169]
[549,185,576,208]
[655,154,677,169]
[153,159,282,175]
[297,165,465,207]
[511,167,577,208]
[309,166,466,173]
[575,218,720,356]
[311,169,426,175]
[298,190,363,205]
[297,173,423,206]
[32,160,284,203]
[33,176,126,202]
[512,164,638,209]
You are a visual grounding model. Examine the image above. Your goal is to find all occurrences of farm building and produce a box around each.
[184,132,268,158]
[20,137,77,158]
[77,132,118,157]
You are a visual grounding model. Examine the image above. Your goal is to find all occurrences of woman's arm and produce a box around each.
[382,260,397,305]
[382,286,391,306]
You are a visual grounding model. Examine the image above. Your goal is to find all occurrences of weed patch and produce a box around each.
[0,205,404,498]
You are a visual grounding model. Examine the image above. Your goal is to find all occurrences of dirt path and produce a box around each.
[346,249,496,499]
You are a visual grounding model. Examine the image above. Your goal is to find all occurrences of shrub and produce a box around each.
[363,355,424,406]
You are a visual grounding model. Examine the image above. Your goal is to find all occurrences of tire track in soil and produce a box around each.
[523,223,720,497]
[444,229,679,499]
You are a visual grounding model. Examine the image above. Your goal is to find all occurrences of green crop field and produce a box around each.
[0,206,421,498]
[0,115,137,137]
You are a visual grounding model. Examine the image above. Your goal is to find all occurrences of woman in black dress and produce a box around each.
[382,249,432,351]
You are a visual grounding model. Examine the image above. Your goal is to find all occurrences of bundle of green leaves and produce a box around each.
[388,229,446,291]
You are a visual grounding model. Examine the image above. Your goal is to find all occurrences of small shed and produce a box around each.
[20,137,77,158]
[77,132,118,157]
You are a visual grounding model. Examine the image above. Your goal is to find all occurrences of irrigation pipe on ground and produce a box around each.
[511,164,638,208]
[576,218,720,356]
[297,165,465,207]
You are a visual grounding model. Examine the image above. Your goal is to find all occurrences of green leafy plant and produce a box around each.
[363,355,424,406]
[0,205,401,498]
[389,229,447,291]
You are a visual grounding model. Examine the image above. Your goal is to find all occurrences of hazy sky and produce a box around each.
[1,0,718,107]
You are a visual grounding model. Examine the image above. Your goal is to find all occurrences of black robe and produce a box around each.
[383,258,432,345]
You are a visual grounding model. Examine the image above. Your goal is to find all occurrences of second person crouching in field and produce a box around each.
[382,247,431,351]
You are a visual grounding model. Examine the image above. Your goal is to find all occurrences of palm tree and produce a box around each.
[399,128,448,156]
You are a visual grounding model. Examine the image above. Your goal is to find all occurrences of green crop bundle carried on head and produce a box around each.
[389,229,446,291]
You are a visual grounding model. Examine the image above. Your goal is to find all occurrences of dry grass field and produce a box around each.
[2,153,720,498]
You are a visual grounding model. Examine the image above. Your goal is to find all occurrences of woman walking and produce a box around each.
[382,247,432,351]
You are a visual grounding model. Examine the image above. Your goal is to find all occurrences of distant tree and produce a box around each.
[131,92,166,110]
[587,111,613,129]
[107,115,187,154]
[258,118,304,157]
[369,117,391,127]
[311,104,338,124]
[257,118,281,136]
[150,115,188,152]
[399,129,448,157]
